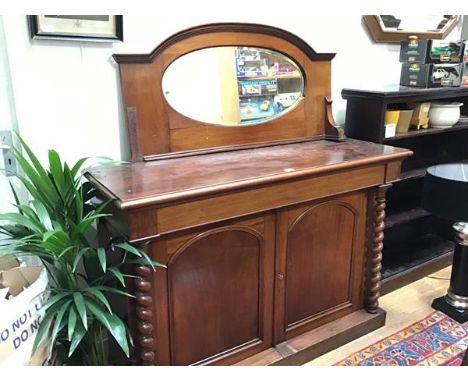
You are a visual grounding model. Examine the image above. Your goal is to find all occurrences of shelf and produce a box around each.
[384,119,468,142]
[240,115,271,121]
[398,168,427,181]
[237,73,302,80]
[342,85,466,295]
[385,207,430,229]
[381,249,453,296]
[381,234,454,281]
[342,85,468,103]
[398,159,468,182]
[239,93,276,98]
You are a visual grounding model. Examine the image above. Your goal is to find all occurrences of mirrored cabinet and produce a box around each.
[87,23,411,365]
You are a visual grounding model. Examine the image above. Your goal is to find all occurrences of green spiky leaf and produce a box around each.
[73,292,87,330]
[108,267,125,287]
[68,320,86,357]
[85,287,112,313]
[97,248,106,273]
[67,306,77,341]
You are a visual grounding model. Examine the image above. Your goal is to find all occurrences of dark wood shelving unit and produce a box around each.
[384,120,468,142]
[342,86,468,294]
[380,234,454,295]
[385,207,430,229]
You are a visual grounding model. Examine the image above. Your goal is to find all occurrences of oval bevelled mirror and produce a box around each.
[162,46,304,126]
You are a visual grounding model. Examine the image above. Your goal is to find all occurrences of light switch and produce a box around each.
[0,130,17,175]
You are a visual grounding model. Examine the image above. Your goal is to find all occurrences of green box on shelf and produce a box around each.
[400,38,464,64]
[400,63,463,88]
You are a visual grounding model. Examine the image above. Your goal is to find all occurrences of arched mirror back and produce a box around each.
[114,23,340,161]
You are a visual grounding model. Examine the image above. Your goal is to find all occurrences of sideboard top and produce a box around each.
[86,139,411,210]
[342,85,468,103]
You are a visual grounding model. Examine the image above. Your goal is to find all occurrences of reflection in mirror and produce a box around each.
[162,46,304,126]
[378,15,455,32]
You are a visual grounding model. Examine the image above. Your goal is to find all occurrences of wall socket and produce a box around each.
[0,130,17,176]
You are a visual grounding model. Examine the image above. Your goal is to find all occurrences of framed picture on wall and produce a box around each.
[28,15,123,42]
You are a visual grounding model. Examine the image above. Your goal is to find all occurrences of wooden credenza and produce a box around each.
[87,140,410,365]
[87,23,412,365]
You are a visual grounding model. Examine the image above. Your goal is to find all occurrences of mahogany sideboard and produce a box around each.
[86,23,412,365]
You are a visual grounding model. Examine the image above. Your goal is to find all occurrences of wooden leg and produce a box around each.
[134,265,156,365]
[365,185,390,314]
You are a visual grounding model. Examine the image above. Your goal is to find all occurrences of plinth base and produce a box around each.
[235,308,386,365]
[432,296,468,323]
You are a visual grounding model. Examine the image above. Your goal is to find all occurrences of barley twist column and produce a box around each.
[365,185,390,314]
[134,265,155,365]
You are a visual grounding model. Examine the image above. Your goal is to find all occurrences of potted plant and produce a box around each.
[0,136,163,365]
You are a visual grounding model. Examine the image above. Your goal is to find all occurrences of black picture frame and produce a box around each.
[28,15,123,42]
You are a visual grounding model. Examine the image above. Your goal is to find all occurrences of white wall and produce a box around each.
[1,12,463,165]
[0,17,20,213]
[163,48,224,125]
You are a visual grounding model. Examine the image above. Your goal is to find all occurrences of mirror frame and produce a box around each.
[363,15,461,43]
[113,23,342,161]
[161,46,306,127]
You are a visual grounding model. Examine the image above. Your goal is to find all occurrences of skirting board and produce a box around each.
[235,308,386,366]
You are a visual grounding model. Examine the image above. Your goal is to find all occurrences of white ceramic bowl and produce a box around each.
[428,102,463,128]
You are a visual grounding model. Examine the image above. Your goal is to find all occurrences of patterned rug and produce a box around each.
[335,310,468,366]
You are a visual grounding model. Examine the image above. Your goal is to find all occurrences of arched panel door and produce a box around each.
[150,214,275,365]
[274,191,367,342]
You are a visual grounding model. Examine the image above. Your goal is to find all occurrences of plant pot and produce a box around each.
[396,109,414,133]
[428,102,463,128]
